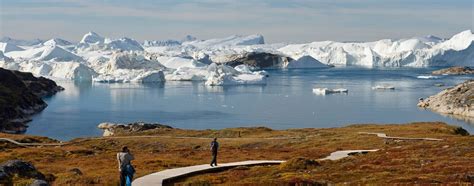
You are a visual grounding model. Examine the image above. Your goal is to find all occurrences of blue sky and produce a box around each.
[0,0,472,43]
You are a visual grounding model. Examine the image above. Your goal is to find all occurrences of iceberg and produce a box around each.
[80,31,105,45]
[103,37,144,51]
[205,64,266,86]
[0,51,13,62]
[94,70,165,83]
[279,30,474,67]
[0,42,24,53]
[372,85,395,90]
[0,60,97,81]
[165,67,209,81]
[155,56,206,69]
[312,88,348,95]
[43,38,73,46]
[284,55,329,69]
[1,30,473,83]
[37,45,83,62]
[417,75,440,79]
[93,52,165,82]
[0,37,43,46]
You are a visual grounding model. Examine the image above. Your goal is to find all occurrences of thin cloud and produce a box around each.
[0,0,472,43]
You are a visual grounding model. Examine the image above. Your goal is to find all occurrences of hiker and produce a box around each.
[117,146,135,186]
[210,138,219,167]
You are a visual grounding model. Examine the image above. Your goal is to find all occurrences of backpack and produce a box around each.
[125,164,135,176]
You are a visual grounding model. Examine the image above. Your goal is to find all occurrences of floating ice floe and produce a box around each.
[372,85,395,90]
[417,75,440,79]
[312,88,349,95]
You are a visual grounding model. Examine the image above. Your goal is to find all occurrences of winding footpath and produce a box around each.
[0,138,67,146]
[358,132,443,141]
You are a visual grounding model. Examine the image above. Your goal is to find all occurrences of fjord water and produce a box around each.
[27,68,474,140]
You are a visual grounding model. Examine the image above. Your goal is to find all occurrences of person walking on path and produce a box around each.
[117,146,135,186]
[210,138,219,167]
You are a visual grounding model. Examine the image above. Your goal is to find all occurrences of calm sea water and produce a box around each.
[27,68,474,140]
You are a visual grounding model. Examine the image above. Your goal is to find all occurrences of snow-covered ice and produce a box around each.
[417,75,440,79]
[0,30,472,85]
[0,42,24,53]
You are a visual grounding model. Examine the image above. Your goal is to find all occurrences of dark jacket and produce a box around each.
[210,141,219,153]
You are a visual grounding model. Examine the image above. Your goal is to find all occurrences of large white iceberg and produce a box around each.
[0,42,24,53]
[0,60,96,81]
[93,52,165,82]
[279,30,474,67]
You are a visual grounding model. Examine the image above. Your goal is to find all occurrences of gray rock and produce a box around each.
[418,80,474,119]
[29,179,49,186]
[432,66,474,75]
[0,160,47,185]
[69,168,83,175]
[97,122,172,136]
[217,52,293,69]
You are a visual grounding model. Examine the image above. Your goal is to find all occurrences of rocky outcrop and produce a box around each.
[217,52,293,69]
[0,160,49,185]
[418,80,474,118]
[0,68,63,134]
[432,66,474,75]
[97,122,172,136]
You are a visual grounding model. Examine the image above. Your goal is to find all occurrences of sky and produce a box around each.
[0,0,473,43]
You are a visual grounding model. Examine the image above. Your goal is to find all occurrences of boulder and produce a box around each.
[0,160,47,185]
[432,66,474,75]
[97,122,172,136]
[30,179,50,186]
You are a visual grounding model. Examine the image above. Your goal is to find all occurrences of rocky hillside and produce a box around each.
[418,80,474,118]
[0,68,63,134]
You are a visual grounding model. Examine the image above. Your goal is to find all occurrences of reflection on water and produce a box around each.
[28,68,474,140]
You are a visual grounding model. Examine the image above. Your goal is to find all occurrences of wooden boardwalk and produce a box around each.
[358,132,443,141]
[132,160,285,186]
[0,138,66,146]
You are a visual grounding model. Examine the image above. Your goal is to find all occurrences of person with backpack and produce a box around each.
[210,138,219,167]
[117,146,135,186]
